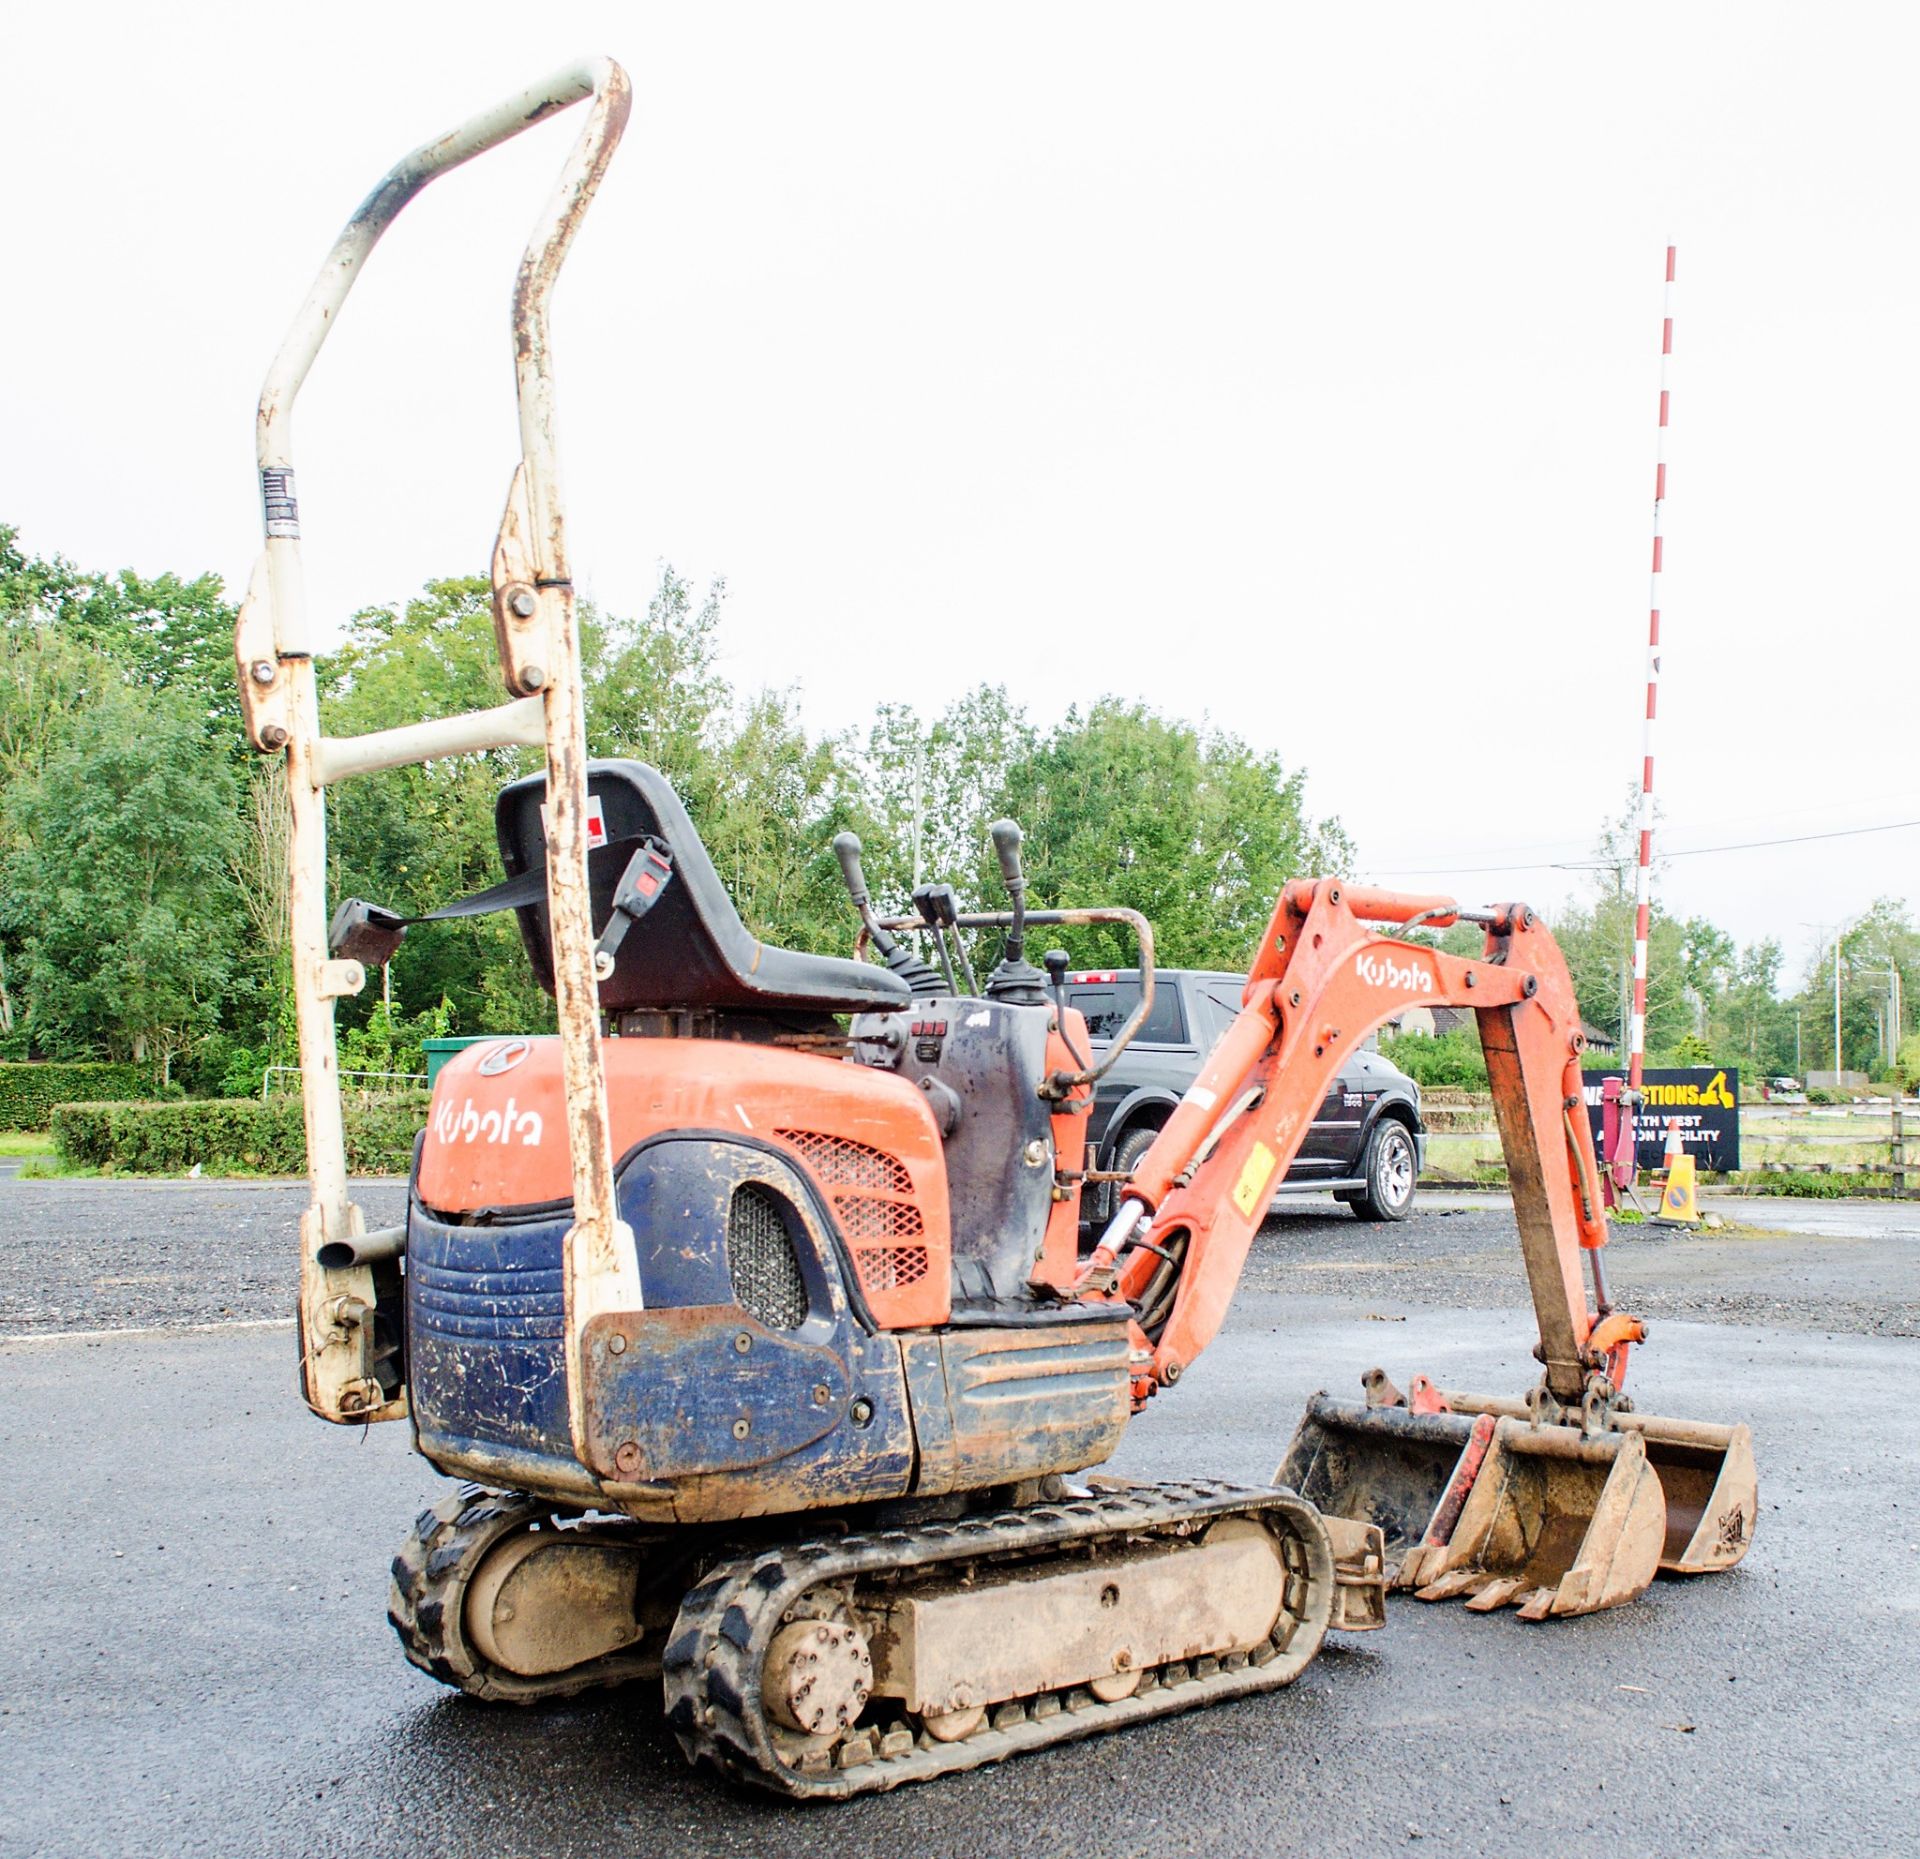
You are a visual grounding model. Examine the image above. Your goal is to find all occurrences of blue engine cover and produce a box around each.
[407,1133,916,1519]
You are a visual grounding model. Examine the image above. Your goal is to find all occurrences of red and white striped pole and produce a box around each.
[1628,244,1675,1098]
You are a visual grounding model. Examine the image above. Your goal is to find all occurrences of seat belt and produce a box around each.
[327,835,672,969]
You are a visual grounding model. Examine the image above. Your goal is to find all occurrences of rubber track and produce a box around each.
[661,1479,1334,1799]
[388,1484,661,1703]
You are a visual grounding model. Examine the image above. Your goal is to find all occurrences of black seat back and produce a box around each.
[495,761,909,1018]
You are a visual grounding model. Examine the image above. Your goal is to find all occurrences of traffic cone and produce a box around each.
[1654,1119,1701,1226]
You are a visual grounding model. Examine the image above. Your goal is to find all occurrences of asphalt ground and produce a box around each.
[3,1183,1917,1858]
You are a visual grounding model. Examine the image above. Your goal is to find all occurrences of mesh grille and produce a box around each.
[773,1129,930,1308]
[727,1185,809,1330]
[774,1129,913,1195]
[834,1195,926,1242]
[852,1245,930,1291]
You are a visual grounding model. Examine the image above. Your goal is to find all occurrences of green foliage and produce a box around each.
[996,700,1351,971]
[1378,1030,1489,1090]
[0,1060,158,1130]
[1896,1031,1920,1093]
[52,1093,429,1176]
[1740,1169,1885,1199]
[0,679,241,1077]
[337,996,454,1083]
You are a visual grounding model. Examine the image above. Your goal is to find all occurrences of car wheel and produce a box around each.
[1350,1119,1416,1222]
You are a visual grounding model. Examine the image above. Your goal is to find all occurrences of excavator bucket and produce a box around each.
[1441,1397,1759,1580]
[1281,1390,1758,1620]
[1632,1414,1758,1575]
[1404,1418,1668,1619]
[1276,1395,1497,1586]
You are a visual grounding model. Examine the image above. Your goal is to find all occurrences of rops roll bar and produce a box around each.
[235,58,635,1439]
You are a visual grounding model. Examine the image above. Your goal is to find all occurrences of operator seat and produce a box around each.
[495,760,910,1018]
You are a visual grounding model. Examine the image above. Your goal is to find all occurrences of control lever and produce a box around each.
[1045,947,1091,1070]
[991,819,1029,961]
[912,883,979,997]
[832,832,944,997]
[983,818,1049,1006]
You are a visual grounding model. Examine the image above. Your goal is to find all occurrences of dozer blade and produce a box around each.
[1444,1395,1758,1577]
[1409,1417,1667,1618]
[1276,1395,1498,1588]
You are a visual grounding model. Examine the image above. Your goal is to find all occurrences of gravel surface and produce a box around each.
[1248,1192,1920,1339]
[0,1179,407,1334]
[5,1298,1914,1858]
[4,1177,1910,1339]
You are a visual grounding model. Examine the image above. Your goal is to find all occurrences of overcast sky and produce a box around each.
[3,4,1915,983]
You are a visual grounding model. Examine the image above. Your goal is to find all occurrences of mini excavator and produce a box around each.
[237,59,1756,1799]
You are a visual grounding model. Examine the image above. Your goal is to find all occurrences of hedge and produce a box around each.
[0,1061,159,1131]
[52,1094,430,1176]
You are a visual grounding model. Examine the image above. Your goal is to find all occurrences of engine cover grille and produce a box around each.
[727,1183,810,1330]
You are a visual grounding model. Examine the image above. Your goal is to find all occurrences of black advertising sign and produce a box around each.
[1582,1068,1740,1172]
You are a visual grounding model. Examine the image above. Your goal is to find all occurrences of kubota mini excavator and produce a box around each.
[236,59,1757,1798]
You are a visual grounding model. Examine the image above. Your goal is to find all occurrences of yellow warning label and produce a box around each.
[1232,1141,1279,1219]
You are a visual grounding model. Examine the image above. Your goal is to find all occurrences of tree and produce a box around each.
[586,568,730,805]
[998,702,1351,970]
[0,681,242,1078]
[3,526,239,741]
[854,689,1036,912]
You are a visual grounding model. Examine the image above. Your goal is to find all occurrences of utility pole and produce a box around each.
[1834,924,1845,1077]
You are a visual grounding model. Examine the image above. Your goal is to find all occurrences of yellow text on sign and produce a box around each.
[1232,1141,1278,1219]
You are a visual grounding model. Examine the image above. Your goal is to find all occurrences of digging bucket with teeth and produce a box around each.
[1276,1394,1498,1589]
[1441,1394,1758,1579]
[1400,1415,1669,1619]
[1278,1386,1756,1620]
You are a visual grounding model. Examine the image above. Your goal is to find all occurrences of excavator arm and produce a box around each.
[1081,878,1755,1621]
[1084,879,1629,1409]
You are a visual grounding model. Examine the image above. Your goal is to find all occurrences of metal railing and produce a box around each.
[259,1066,427,1101]
[237,58,635,1430]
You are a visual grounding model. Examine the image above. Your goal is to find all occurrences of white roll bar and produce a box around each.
[238,58,637,1436]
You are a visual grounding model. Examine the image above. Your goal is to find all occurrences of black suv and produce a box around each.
[1066,968,1426,1226]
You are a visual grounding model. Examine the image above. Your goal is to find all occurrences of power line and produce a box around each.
[1368,816,1920,878]
[1562,817,1920,867]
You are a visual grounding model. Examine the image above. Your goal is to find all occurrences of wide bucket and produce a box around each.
[1444,1395,1758,1578]
[1276,1395,1497,1586]
[1407,1417,1667,1619]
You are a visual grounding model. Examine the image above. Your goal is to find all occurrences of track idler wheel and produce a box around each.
[388,1485,666,1702]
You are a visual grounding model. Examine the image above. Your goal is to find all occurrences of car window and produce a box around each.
[1200,984,1245,1037]
[1067,982,1187,1045]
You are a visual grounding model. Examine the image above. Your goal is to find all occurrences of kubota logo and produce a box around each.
[433,1096,544,1147]
[477,1038,532,1076]
[1354,951,1433,994]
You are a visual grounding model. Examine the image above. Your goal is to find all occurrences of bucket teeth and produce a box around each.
[1411,1568,1486,1602]
[1461,1576,1527,1611]
[1282,1388,1755,1623]
[1409,1418,1667,1619]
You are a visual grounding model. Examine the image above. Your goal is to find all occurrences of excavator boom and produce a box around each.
[1082,879,1756,1619]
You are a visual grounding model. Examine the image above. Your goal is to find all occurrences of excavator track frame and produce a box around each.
[662,1480,1354,1799]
